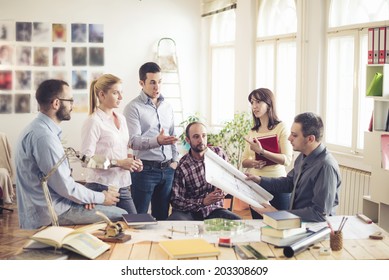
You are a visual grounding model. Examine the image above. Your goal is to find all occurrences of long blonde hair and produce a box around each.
[89,74,121,115]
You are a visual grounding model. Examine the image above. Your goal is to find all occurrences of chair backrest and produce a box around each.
[0,132,13,178]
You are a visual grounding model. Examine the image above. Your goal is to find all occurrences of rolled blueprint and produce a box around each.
[283,226,331,258]
[204,148,273,208]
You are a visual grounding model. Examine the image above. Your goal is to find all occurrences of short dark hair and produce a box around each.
[185,121,206,138]
[36,79,69,108]
[294,112,324,141]
[139,62,161,81]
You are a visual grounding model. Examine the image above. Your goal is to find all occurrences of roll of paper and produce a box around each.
[283,227,331,258]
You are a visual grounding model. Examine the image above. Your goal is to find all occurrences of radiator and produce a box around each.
[336,166,371,215]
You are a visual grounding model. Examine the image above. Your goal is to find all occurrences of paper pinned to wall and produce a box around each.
[204,148,273,208]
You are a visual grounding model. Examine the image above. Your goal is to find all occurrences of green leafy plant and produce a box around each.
[179,112,252,169]
[210,112,252,169]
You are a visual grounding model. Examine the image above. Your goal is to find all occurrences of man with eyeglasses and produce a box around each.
[15,79,126,229]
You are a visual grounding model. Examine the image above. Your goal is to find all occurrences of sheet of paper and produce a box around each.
[204,148,273,208]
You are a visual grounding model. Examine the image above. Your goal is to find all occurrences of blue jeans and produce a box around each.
[58,203,127,226]
[130,165,175,220]
[250,192,291,219]
[85,182,137,214]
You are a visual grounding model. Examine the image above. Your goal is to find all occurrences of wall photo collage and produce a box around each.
[0,21,105,114]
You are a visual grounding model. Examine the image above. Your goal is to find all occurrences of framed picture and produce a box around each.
[89,47,104,66]
[16,22,32,42]
[14,94,31,113]
[89,24,103,43]
[0,94,12,114]
[71,23,87,43]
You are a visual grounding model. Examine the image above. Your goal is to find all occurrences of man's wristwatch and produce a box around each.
[110,159,118,168]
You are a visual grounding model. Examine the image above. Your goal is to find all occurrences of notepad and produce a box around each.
[159,238,220,259]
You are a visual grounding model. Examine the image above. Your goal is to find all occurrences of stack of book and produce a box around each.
[261,211,310,247]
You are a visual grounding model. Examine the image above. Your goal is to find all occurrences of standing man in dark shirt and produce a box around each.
[123,62,179,220]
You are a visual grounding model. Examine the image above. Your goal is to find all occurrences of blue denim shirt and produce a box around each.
[123,90,178,162]
[15,113,105,229]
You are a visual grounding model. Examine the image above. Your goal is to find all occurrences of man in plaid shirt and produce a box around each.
[168,122,241,220]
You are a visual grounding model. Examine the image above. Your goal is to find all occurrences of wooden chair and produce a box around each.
[0,132,15,211]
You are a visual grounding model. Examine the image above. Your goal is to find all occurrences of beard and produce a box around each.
[56,102,71,121]
[190,143,207,153]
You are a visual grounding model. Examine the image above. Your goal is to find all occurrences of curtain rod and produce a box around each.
[201,3,237,18]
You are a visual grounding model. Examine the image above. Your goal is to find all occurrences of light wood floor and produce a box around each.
[0,192,251,260]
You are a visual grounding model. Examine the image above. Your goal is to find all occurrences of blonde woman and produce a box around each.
[81,74,143,214]
[242,88,293,218]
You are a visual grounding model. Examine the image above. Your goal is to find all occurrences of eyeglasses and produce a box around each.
[58,98,74,104]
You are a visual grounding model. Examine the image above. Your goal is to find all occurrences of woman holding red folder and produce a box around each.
[242,88,293,219]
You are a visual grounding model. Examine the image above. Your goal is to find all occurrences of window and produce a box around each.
[256,0,298,128]
[325,0,387,154]
[209,8,236,125]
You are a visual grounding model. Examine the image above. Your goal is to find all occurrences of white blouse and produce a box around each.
[81,108,131,188]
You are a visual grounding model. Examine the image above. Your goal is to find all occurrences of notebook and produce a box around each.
[254,134,280,166]
[122,213,157,226]
[159,238,220,259]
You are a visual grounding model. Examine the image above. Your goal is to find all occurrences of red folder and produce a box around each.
[386,26,389,64]
[368,27,374,64]
[254,134,280,166]
[379,27,386,64]
[373,27,379,64]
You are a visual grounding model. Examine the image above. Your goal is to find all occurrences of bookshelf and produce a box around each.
[363,64,389,232]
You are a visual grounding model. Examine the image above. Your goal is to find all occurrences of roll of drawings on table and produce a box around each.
[283,227,331,258]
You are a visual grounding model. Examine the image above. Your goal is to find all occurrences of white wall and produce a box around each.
[0,0,201,179]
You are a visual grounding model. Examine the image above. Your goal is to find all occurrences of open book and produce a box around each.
[204,148,273,208]
[25,224,110,259]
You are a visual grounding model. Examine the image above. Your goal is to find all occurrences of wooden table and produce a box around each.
[15,216,389,260]
[92,216,389,260]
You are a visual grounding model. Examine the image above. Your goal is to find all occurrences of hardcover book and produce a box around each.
[122,213,157,226]
[27,225,110,259]
[254,134,280,166]
[159,238,220,259]
[260,224,307,238]
[261,231,312,247]
[263,211,302,230]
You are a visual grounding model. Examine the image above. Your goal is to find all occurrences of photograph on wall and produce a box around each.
[90,71,104,81]
[16,22,32,42]
[51,70,68,82]
[0,70,12,90]
[32,22,51,42]
[89,47,104,66]
[14,94,31,113]
[71,23,87,43]
[0,44,14,65]
[89,24,104,43]
[52,23,67,42]
[33,47,49,66]
[72,70,87,89]
[15,70,31,90]
[33,71,49,90]
[53,47,66,66]
[72,93,88,113]
[0,21,15,41]
[72,47,87,66]
[16,46,32,66]
[0,94,12,114]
